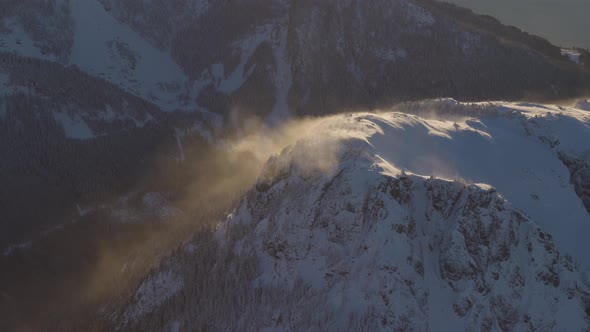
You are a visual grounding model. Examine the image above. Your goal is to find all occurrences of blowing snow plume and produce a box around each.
[175,119,338,208]
[0,114,337,331]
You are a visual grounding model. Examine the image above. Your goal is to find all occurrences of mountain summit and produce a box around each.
[118,100,590,331]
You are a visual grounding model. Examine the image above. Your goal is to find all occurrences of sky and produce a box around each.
[442,0,590,49]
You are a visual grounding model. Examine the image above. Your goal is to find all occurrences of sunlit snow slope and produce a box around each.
[230,100,590,267]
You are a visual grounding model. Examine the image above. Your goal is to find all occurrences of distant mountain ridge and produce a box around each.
[1,0,589,119]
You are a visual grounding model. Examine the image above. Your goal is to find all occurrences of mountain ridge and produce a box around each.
[116,100,590,331]
[1,0,589,119]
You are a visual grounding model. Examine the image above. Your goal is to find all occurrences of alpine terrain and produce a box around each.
[116,100,590,331]
[0,0,589,331]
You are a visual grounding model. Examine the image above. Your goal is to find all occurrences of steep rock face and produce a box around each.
[119,102,590,331]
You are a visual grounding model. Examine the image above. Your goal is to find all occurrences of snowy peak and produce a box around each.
[217,101,590,330]
[232,161,589,330]
[118,100,590,330]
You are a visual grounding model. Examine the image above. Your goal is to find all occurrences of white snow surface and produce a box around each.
[215,100,590,330]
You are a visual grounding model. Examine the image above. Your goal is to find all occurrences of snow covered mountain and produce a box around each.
[3,0,587,249]
[116,100,590,331]
[2,1,590,330]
